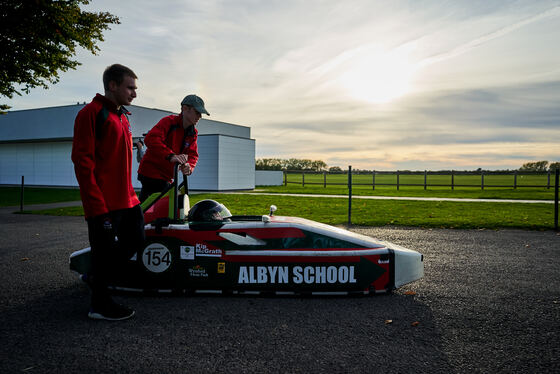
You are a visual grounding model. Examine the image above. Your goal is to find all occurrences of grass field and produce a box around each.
[2,172,555,208]
[269,172,557,200]
[285,171,553,188]
[21,192,556,231]
[0,187,82,207]
[258,185,556,200]
[2,183,558,230]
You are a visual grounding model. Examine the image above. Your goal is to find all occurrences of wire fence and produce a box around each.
[281,168,559,230]
[283,169,557,190]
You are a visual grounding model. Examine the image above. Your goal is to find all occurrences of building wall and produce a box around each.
[0,103,250,141]
[0,104,256,191]
[185,135,256,191]
[0,135,256,191]
[189,136,219,190]
[255,170,283,186]
[0,142,76,186]
[217,136,255,190]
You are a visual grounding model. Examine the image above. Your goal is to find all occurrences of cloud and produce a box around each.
[4,0,560,171]
[404,81,560,131]
[419,5,560,68]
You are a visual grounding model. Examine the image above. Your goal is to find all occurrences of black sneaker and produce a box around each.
[88,302,135,321]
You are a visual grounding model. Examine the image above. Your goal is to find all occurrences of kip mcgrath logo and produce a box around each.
[195,243,222,257]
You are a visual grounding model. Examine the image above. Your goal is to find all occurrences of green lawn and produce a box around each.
[2,184,557,230]
[262,172,556,200]
[258,184,555,200]
[2,175,555,209]
[0,187,82,207]
[27,193,556,231]
[285,171,553,189]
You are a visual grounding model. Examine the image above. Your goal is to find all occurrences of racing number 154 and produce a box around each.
[144,250,171,266]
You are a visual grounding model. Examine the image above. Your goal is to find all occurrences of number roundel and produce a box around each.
[142,243,172,273]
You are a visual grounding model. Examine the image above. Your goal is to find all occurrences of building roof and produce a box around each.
[0,102,250,143]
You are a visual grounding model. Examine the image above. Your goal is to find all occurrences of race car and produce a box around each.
[70,168,424,295]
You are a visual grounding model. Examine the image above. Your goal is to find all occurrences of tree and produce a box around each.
[285,158,326,171]
[0,0,120,113]
[519,161,549,172]
[310,160,327,172]
[255,158,284,170]
[255,158,328,171]
[549,162,560,171]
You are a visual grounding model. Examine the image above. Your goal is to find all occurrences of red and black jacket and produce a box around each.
[71,94,140,219]
[137,114,198,183]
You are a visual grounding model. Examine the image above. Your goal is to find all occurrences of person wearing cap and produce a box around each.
[137,94,209,202]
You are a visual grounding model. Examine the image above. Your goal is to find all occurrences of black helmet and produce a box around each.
[187,200,232,222]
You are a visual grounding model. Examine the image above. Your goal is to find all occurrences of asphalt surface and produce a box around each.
[0,206,559,373]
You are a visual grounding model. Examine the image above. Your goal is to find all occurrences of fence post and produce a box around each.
[481,170,485,190]
[323,171,326,188]
[284,170,287,186]
[555,169,558,231]
[451,170,454,190]
[348,166,352,226]
[302,172,305,187]
[397,170,400,191]
[20,175,25,212]
[424,170,427,190]
[372,170,375,190]
[514,170,517,189]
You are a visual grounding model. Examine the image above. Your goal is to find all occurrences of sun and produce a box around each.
[337,45,418,104]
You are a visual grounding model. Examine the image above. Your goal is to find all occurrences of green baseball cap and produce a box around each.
[181,94,210,115]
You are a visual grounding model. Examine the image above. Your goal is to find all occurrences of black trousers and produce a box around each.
[138,174,170,202]
[87,204,145,308]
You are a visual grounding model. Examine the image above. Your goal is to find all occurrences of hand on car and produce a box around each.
[170,154,188,165]
[179,163,192,175]
[170,154,192,175]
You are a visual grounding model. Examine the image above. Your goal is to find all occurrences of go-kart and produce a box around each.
[70,167,423,295]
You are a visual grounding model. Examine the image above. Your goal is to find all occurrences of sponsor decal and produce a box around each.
[189,265,208,278]
[237,265,357,285]
[180,245,195,260]
[217,262,226,274]
[378,259,390,264]
[142,243,172,273]
[195,243,222,257]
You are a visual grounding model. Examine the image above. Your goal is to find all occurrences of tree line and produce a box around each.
[256,159,560,172]
[519,161,560,172]
[255,158,328,171]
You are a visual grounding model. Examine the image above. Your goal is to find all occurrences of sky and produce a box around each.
[5,0,560,170]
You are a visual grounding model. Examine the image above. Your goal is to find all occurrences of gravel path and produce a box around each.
[0,209,558,373]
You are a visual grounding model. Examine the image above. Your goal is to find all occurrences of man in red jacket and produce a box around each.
[137,94,209,202]
[71,64,144,321]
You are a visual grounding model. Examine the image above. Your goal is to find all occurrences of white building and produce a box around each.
[0,103,255,191]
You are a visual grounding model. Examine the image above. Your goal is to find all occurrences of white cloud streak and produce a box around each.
[4,0,560,170]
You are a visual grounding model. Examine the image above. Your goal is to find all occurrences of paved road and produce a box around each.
[0,207,559,373]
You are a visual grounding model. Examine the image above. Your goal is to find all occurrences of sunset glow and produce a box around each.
[5,1,560,170]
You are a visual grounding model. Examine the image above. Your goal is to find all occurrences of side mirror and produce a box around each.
[269,205,277,216]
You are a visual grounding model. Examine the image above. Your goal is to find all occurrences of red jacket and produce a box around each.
[71,94,140,219]
[138,114,198,183]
